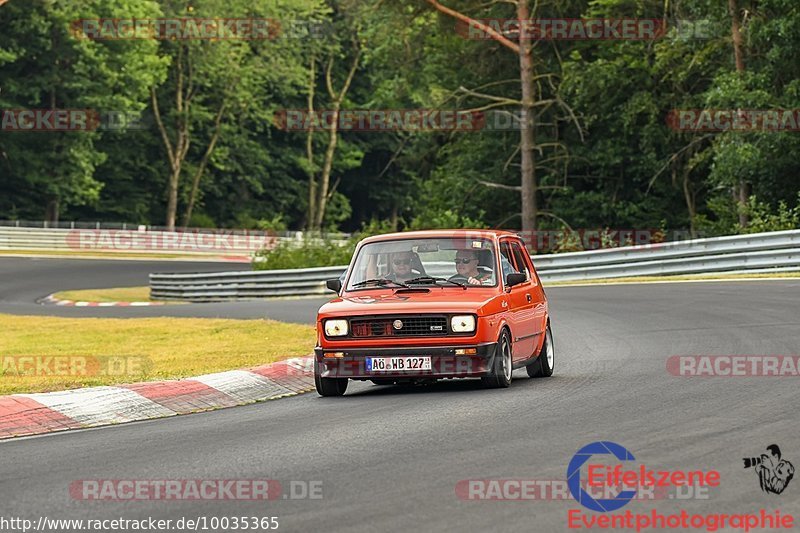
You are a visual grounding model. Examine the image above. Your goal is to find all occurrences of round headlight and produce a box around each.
[451,315,476,333]
[324,319,349,337]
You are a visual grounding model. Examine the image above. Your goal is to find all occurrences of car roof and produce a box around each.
[358,229,520,245]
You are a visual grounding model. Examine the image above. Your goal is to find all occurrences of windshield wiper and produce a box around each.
[405,276,467,289]
[351,278,409,289]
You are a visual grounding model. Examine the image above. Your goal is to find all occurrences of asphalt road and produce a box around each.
[2,271,799,532]
[0,257,326,322]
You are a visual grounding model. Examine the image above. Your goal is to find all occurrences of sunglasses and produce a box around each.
[393,258,411,265]
[454,258,477,264]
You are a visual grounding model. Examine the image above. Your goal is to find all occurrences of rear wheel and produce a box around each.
[482,329,512,388]
[527,323,554,378]
[315,358,348,396]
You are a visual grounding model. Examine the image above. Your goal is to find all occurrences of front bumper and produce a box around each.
[314,341,498,379]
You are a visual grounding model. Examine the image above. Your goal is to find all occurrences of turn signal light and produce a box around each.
[455,348,477,355]
[324,352,345,358]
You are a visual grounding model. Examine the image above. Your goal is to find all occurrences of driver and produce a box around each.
[451,249,492,285]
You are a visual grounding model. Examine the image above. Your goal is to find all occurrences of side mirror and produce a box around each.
[506,272,527,288]
[326,279,342,293]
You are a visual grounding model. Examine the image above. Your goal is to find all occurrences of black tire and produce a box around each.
[314,358,348,396]
[482,329,512,388]
[527,323,554,378]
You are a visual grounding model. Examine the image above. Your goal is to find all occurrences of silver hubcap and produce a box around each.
[502,339,512,381]
[546,328,554,369]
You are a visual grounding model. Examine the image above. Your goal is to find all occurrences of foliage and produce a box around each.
[737,195,800,234]
[251,218,396,270]
[1,0,799,256]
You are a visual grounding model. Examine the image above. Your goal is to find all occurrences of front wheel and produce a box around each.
[482,329,512,388]
[315,358,348,396]
[527,323,554,378]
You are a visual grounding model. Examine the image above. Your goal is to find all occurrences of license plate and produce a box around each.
[366,356,432,372]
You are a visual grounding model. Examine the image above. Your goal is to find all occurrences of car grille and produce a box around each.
[350,316,449,337]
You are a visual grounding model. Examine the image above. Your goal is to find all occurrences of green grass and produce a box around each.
[53,286,157,303]
[0,314,315,395]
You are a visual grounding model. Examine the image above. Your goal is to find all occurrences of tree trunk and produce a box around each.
[45,198,59,224]
[728,0,746,73]
[390,205,399,231]
[424,0,530,228]
[166,167,180,230]
[306,55,318,231]
[151,45,191,231]
[682,168,697,238]
[314,105,340,229]
[311,48,360,231]
[183,102,226,227]
[728,0,749,228]
[517,0,537,232]
[738,180,750,227]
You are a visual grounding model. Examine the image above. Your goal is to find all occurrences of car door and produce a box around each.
[499,239,532,361]
[506,239,542,361]
[511,239,547,338]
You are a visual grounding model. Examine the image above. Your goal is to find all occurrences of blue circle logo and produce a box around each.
[567,441,637,512]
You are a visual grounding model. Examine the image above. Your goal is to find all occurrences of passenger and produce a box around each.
[386,251,416,283]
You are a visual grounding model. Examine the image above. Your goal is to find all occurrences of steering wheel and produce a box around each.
[448,274,470,283]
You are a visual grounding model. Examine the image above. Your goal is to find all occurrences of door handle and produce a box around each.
[526,294,532,302]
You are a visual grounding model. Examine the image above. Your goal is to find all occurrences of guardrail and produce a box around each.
[150,266,348,300]
[147,229,800,301]
[0,220,350,240]
[0,226,269,257]
[533,229,800,282]
[0,226,347,257]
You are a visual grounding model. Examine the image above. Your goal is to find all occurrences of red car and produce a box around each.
[314,230,554,396]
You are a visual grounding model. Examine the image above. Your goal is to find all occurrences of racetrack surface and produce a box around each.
[2,276,799,532]
[0,257,326,322]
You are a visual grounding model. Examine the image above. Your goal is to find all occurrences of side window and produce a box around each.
[509,241,532,282]
[499,241,518,282]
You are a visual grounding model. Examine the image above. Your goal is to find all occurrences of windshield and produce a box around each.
[346,237,497,290]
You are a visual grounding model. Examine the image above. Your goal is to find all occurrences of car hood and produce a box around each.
[318,288,499,317]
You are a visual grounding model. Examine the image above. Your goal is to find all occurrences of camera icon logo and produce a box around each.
[743,444,795,495]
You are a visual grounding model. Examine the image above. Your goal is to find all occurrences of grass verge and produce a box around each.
[53,286,157,303]
[0,314,315,395]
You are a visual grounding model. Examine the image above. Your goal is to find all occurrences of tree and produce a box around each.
[150,0,327,229]
[304,2,362,231]
[0,0,167,221]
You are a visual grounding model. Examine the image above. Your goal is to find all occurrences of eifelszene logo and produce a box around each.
[743,444,795,495]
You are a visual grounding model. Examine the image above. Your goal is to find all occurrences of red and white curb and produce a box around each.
[0,357,314,440]
[39,293,166,307]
